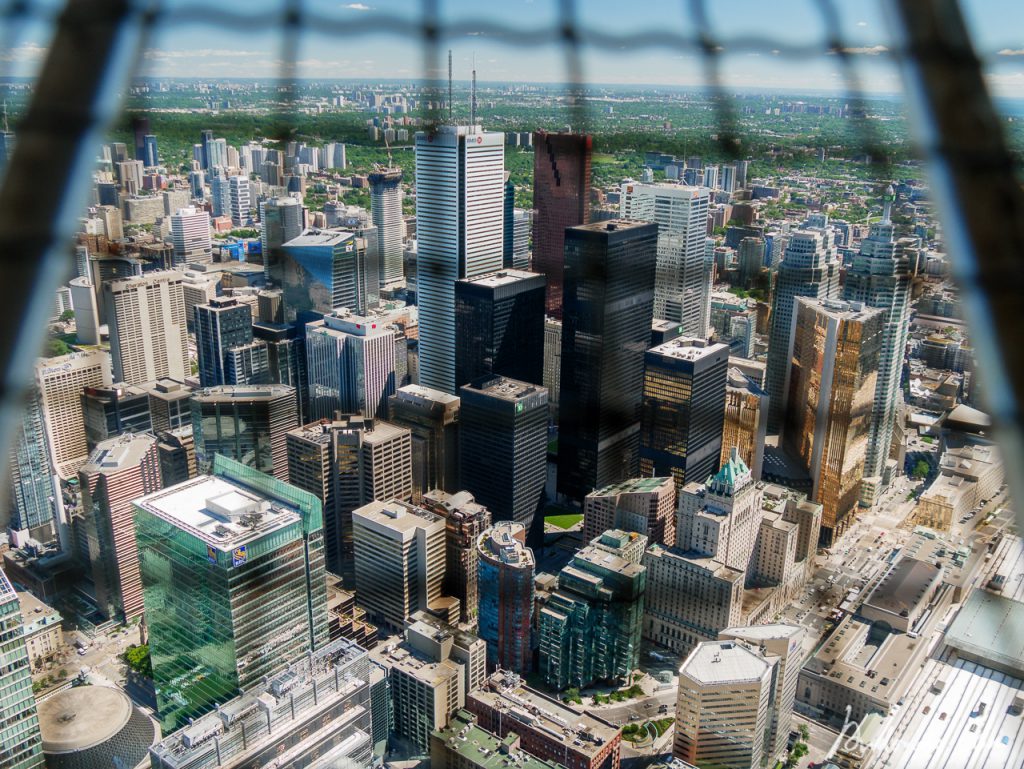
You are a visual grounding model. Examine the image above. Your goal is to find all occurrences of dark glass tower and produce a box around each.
[194,297,254,387]
[532,131,592,319]
[557,220,659,502]
[454,269,546,390]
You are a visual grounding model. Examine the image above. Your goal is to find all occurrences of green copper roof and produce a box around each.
[712,448,749,487]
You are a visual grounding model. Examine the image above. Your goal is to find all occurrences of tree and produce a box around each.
[59,310,75,322]
[911,459,930,480]
[799,723,810,741]
[123,644,152,677]
[44,338,71,358]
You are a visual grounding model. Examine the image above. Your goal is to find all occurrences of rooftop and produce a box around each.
[681,640,770,686]
[191,384,295,402]
[392,383,460,406]
[17,589,61,632]
[478,522,535,569]
[644,544,745,584]
[945,589,1024,676]
[38,686,135,753]
[282,228,355,249]
[590,476,673,498]
[371,638,462,686]
[79,433,157,475]
[352,499,442,539]
[433,710,563,769]
[459,269,544,289]
[463,375,545,402]
[863,557,943,618]
[649,336,729,362]
[796,296,885,323]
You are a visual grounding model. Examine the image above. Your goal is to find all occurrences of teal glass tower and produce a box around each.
[134,455,328,732]
[0,570,45,769]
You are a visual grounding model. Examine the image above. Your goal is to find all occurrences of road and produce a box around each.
[588,689,677,727]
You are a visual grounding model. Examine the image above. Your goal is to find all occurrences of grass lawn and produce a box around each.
[545,513,583,530]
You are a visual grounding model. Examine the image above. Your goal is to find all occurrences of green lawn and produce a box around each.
[545,513,583,530]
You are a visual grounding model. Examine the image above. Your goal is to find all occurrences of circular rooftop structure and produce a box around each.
[38,686,158,769]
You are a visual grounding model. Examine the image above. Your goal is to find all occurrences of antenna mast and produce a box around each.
[448,50,453,124]
[471,54,477,126]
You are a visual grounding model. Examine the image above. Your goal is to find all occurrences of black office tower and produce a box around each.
[454,269,546,390]
[557,219,659,502]
[459,376,548,530]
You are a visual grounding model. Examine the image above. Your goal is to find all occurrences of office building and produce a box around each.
[169,206,212,265]
[532,131,592,318]
[14,590,62,672]
[509,209,531,271]
[842,187,913,504]
[134,455,328,731]
[7,390,55,542]
[764,228,840,432]
[639,338,729,492]
[150,638,372,769]
[422,490,492,625]
[784,299,883,544]
[191,385,298,479]
[620,182,711,336]
[260,196,303,282]
[81,382,153,449]
[193,297,252,386]
[223,340,271,386]
[68,276,100,345]
[180,269,219,331]
[455,269,546,389]
[674,639,773,769]
[78,433,161,622]
[737,236,766,288]
[306,309,397,421]
[709,292,757,358]
[228,174,250,226]
[415,124,505,393]
[539,531,647,690]
[0,570,45,769]
[141,133,158,167]
[476,522,534,672]
[459,377,547,529]
[558,220,659,502]
[35,351,112,479]
[431,710,563,769]
[543,317,561,420]
[105,271,189,385]
[351,499,447,631]
[583,476,676,547]
[408,610,488,705]
[721,367,768,480]
[156,426,196,487]
[278,228,376,321]
[143,378,193,432]
[369,167,404,286]
[388,384,460,502]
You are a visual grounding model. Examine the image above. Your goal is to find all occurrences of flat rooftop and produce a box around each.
[681,640,770,686]
[192,384,295,402]
[370,638,461,686]
[282,228,354,249]
[463,376,545,402]
[352,499,442,538]
[590,476,673,497]
[644,544,745,584]
[393,383,460,406]
[863,557,942,617]
[434,710,562,769]
[80,433,157,475]
[649,337,729,362]
[945,589,1024,676]
[134,475,301,551]
[459,269,543,289]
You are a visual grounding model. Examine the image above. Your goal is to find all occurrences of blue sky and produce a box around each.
[3,0,1024,96]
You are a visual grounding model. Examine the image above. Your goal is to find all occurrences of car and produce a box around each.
[77,648,87,656]
[970,724,978,733]
[940,712,947,721]
[923,706,931,715]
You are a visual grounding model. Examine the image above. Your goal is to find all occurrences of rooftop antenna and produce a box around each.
[384,129,394,167]
[448,49,453,124]
[471,53,477,127]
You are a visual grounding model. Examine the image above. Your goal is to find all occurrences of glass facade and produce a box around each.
[0,571,45,769]
[279,230,376,322]
[8,389,54,541]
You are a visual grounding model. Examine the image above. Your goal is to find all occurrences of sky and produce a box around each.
[2,0,1024,97]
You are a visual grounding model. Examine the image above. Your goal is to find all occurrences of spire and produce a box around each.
[471,53,477,127]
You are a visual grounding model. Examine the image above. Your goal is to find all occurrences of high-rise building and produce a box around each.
[156,426,196,488]
[260,196,303,284]
[620,182,711,336]
[81,383,153,450]
[191,385,298,479]
[842,186,913,505]
[721,366,768,480]
[558,220,659,502]
[351,499,446,631]
[674,639,774,769]
[305,309,396,421]
[542,317,561,422]
[227,174,250,226]
[476,522,534,672]
[539,530,647,690]
[583,476,676,547]
[0,569,45,769]
[459,377,547,529]
[278,228,377,321]
[764,228,840,432]
[223,340,271,386]
[142,378,193,433]
[169,206,212,265]
[784,298,884,545]
[141,133,158,168]
[35,351,112,479]
[194,297,254,387]
[415,124,505,393]
[104,271,189,385]
[7,390,55,543]
[78,433,161,622]
[421,490,491,626]
[738,236,766,288]
[388,384,461,501]
[639,338,729,492]
[532,132,592,318]
[134,455,328,732]
[369,167,404,286]
[454,269,546,389]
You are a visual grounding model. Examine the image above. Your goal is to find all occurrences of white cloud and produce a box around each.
[837,45,889,56]
[0,42,46,63]
[342,3,371,10]
[856,21,868,27]
[143,49,264,60]
[997,49,1024,56]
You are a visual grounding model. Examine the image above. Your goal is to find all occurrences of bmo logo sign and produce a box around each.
[477,136,483,144]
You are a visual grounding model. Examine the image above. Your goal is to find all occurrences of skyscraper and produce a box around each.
[141,134,159,168]
[476,522,535,672]
[369,167,404,286]
[260,196,303,279]
[459,376,547,530]
[81,383,153,449]
[78,433,161,622]
[169,206,212,265]
[279,228,377,320]
[842,186,913,505]
[135,455,328,731]
[583,476,676,547]
[764,228,840,433]
[388,384,460,501]
[558,220,659,502]
[721,366,769,480]
[454,269,546,389]
[784,298,883,545]
[532,131,592,319]
[191,385,299,479]
[415,124,505,393]
[7,390,55,543]
[104,271,189,385]
[620,182,711,336]
[194,297,254,387]
[0,569,45,769]
[639,337,729,491]
[228,174,251,226]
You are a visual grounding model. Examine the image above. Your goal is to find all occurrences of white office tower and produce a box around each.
[415,124,505,393]
[306,309,397,421]
[68,276,100,345]
[104,271,189,385]
[209,168,231,218]
[228,174,251,226]
[764,227,839,433]
[842,186,912,505]
[169,206,212,265]
[620,182,711,337]
[369,167,404,286]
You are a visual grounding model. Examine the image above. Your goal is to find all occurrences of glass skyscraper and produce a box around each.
[7,389,54,542]
[134,454,328,732]
[279,229,377,322]
[0,570,45,769]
